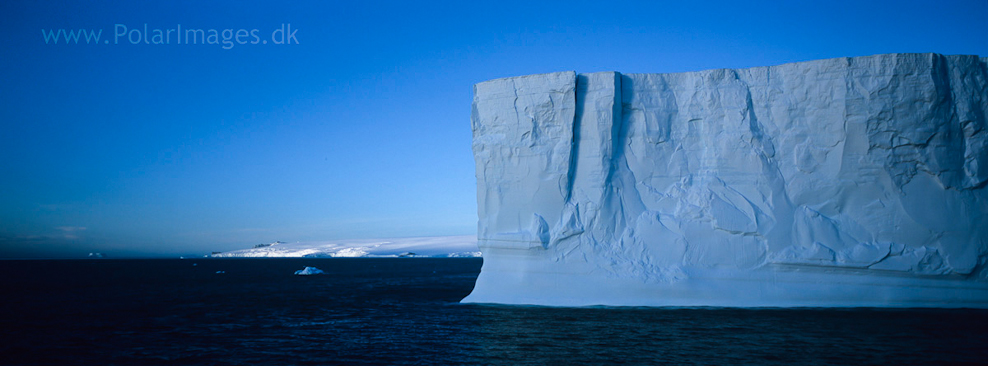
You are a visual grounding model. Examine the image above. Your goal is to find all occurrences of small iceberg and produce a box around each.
[294,266,325,276]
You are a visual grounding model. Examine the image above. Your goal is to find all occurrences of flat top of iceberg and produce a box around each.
[474,53,983,86]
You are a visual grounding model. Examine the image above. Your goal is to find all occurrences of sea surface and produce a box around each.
[1,258,986,365]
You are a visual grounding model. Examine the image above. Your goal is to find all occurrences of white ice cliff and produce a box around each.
[462,53,988,307]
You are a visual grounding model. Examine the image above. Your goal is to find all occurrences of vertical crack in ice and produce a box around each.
[565,75,585,202]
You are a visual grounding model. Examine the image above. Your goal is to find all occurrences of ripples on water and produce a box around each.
[1,258,985,365]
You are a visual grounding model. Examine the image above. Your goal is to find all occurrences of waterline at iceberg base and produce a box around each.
[462,53,988,308]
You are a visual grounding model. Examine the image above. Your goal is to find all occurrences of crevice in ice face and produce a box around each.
[564,75,586,202]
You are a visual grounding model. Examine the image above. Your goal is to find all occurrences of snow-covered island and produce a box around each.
[210,235,481,258]
[462,53,988,308]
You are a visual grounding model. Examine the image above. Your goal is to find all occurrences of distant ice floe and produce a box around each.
[294,266,325,275]
[210,235,481,258]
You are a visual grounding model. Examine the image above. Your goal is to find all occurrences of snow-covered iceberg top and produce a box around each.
[294,266,325,275]
[210,235,480,258]
[463,53,988,308]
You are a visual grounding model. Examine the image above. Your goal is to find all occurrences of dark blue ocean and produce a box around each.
[1,258,986,365]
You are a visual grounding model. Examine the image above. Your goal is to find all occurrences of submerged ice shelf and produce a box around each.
[462,53,988,308]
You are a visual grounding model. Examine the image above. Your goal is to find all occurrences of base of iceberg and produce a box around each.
[466,248,987,307]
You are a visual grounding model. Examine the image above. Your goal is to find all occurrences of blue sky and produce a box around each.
[1,0,986,258]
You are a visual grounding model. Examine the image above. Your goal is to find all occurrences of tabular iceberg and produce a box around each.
[462,53,988,308]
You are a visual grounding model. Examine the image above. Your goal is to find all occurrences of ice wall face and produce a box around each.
[464,53,988,307]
